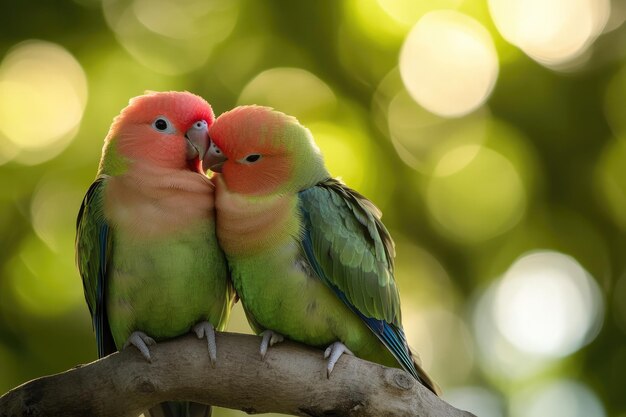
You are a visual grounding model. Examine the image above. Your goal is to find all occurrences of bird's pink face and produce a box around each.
[114,91,215,173]
[205,106,293,195]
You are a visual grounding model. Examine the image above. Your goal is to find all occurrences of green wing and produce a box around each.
[76,175,116,357]
[299,178,424,381]
[299,178,399,323]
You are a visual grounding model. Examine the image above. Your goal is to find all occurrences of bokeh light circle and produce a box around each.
[473,279,551,380]
[604,1,626,33]
[377,0,463,28]
[488,0,610,68]
[386,88,490,174]
[426,145,526,244]
[402,307,474,386]
[102,0,239,75]
[445,386,505,417]
[399,10,499,117]
[8,235,86,317]
[392,238,472,385]
[511,379,606,417]
[238,67,337,123]
[0,40,87,164]
[31,177,86,252]
[494,251,604,358]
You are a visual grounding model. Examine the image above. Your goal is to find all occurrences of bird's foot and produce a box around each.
[324,341,354,378]
[123,331,156,362]
[193,321,217,367]
[259,330,284,360]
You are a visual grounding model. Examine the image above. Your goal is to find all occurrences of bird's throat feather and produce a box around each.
[214,175,300,257]
[105,163,215,239]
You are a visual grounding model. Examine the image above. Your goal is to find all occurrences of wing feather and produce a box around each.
[76,175,116,357]
[298,178,422,381]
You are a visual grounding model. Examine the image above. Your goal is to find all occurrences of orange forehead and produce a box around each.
[121,91,215,131]
[209,106,293,158]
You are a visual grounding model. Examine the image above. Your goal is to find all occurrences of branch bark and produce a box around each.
[0,332,475,417]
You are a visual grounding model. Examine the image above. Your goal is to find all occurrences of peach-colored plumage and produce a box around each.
[105,161,216,240]
[212,173,297,256]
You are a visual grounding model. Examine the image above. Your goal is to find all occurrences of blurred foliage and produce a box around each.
[1,1,626,417]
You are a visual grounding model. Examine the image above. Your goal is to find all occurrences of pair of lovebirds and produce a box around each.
[75,91,439,417]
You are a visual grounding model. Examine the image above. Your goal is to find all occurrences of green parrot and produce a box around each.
[76,91,235,417]
[204,105,439,394]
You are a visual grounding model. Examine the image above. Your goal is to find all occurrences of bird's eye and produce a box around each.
[245,154,261,163]
[151,116,176,134]
[154,118,168,131]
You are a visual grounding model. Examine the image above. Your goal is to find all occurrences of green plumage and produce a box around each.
[76,91,234,417]
[210,105,438,394]
[300,178,400,324]
[215,177,400,368]
[110,196,231,347]
[219,178,441,389]
[77,176,233,353]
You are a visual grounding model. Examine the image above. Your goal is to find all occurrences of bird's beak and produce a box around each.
[185,120,209,161]
[203,140,227,173]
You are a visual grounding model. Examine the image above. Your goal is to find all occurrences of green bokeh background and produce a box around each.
[1,1,626,416]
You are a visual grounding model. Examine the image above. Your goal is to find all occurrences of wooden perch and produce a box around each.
[0,332,475,417]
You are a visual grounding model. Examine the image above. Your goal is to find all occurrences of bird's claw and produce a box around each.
[123,331,156,362]
[193,321,217,367]
[324,341,353,378]
[259,330,284,360]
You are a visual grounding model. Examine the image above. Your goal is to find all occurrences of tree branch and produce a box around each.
[0,332,474,417]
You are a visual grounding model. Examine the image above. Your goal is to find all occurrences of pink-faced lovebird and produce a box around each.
[76,91,235,417]
[203,105,439,395]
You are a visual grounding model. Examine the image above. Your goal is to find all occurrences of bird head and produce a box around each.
[205,105,329,195]
[101,91,214,174]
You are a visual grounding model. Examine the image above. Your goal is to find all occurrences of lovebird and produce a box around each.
[204,106,439,394]
[76,91,234,417]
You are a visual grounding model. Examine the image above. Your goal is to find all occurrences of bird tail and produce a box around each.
[145,401,211,417]
[409,346,442,396]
